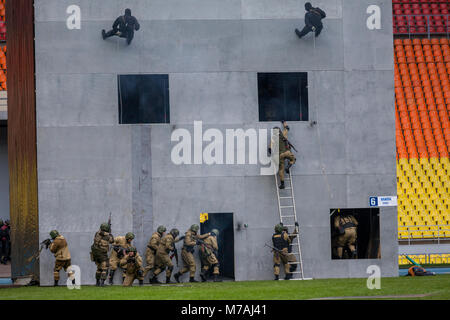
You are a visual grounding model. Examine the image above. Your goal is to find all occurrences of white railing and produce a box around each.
[399,224,450,244]
[394,14,450,38]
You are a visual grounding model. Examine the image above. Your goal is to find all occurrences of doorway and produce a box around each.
[330,208,381,259]
[200,212,235,280]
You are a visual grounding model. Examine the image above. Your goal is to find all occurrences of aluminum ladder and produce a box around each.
[274,170,311,280]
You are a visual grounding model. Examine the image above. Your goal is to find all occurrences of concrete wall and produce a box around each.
[35,0,396,285]
[0,125,8,222]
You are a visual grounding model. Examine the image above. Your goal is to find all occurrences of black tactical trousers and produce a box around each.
[104,29,135,45]
[296,23,323,38]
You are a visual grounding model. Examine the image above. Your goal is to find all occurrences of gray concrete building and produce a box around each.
[34,0,397,285]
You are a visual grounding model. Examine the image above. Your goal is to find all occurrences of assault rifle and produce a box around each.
[170,246,179,267]
[197,239,218,257]
[264,243,284,254]
[26,239,52,263]
[108,212,112,232]
[280,121,298,152]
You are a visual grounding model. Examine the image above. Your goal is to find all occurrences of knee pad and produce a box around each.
[290,264,297,272]
[274,263,281,268]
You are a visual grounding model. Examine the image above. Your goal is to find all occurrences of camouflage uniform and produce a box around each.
[175,228,209,282]
[120,249,144,286]
[49,233,73,285]
[199,233,220,281]
[91,227,114,286]
[334,214,358,259]
[151,230,179,284]
[108,235,133,284]
[278,127,296,184]
[144,231,163,277]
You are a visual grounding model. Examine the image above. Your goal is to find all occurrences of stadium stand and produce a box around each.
[394,37,450,244]
[399,253,450,265]
[393,0,450,35]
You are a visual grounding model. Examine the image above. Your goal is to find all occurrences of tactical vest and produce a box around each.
[91,231,111,259]
[339,216,356,229]
[272,232,289,250]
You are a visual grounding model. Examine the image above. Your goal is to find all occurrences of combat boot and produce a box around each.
[100,279,106,287]
[150,276,162,284]
[279,181,285,189]
[96,278,100,287]
[189,277,198,283]
[54,280,58,287]
[213,275,222,282]
[284,274,292,280]
[285,163,293,174]
[200,271,207,282]
[139,279,144,286]
[166,276,174,284]
[174,272,181,283]
[274,275,279,281]
[108,270,115,285]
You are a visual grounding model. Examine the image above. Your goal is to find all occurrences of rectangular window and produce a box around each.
[330,208,381,260]
[258,72,308,122]
[118,74,170,124]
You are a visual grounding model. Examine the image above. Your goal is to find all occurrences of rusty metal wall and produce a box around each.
[6,0,39,280]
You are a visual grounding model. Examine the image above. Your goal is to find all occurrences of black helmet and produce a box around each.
[125,8,131,16]
[305,2,313,11]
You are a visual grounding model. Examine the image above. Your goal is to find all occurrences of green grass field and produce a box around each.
[0,275,449,300]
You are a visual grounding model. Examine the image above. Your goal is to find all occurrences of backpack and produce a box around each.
[312,7,326,19]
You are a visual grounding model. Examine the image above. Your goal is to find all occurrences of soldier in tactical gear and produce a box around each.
[48,230,74,286]
[174,224,210,283]
[199,229,221,282]
[120,246,145,286]
[91,223,114,286]
[272,223,299,280]
[144,225,166,282]
[0,219,9,264]
[151,228,181,284]
[269,122,296,189]
[333,211,358,259]
[102,9,140,45]
[108,232,135,285]
[295,2,326,39]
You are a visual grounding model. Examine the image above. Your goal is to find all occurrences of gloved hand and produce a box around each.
[268,147,272,156]
[295,222,299,227]
[127,257,136,264]
[178,235,185,241]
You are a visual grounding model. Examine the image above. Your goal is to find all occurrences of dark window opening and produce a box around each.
[118,74,170,124]
[258,72,308,122]
[330,208,381,260]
